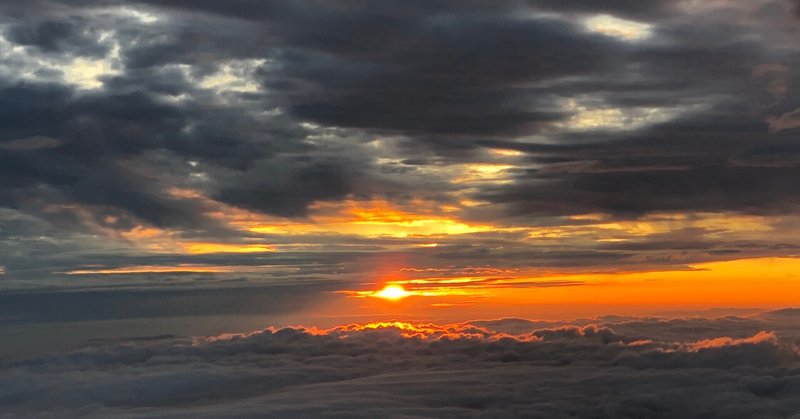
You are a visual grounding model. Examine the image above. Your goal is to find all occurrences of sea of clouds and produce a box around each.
[2,310,800,418]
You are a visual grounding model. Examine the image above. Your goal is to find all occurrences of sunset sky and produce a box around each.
[3,1,800,416]
[3,0,800,328]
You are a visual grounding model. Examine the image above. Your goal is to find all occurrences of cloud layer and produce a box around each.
[2,311,800,417]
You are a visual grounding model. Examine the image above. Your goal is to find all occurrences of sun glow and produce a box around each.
[374,284,412,300]
[584,14,652,41]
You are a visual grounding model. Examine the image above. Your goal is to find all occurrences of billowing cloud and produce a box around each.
[1,312,799,417]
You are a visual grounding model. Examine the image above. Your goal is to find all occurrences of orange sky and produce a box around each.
[304,256,800,322]
[62,189,800,322]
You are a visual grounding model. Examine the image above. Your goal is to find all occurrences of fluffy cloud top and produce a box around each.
[2,311,799,418]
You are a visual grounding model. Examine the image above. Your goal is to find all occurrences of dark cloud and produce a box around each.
[476,102,800,217]
[0,82,212,229]
[134,0,621,140]
[0,0,796,229]
[5,19,109,56]
[263,18,603,138]
[109,0,800,222]
[483,164,800,217]
[213,156,356,217]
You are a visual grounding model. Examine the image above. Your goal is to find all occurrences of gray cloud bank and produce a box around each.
[2,0,800,281]
[2,310,800,418]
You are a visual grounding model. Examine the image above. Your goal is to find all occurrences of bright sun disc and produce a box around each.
[374,284,411,300]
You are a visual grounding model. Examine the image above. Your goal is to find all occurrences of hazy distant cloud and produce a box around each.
[1,312,799,417]
[0,135,63,151]
[768,108,800,133]
[0,282,335,324]
[753,63,791,99]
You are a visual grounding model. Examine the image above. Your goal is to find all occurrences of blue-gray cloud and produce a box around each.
[1,311,799,417]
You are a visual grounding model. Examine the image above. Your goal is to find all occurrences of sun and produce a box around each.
[374,284,411,300]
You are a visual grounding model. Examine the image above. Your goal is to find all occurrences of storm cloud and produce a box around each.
[2,0,799,231]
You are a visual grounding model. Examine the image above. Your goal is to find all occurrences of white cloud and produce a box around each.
[199,59,266,94]
[94,7,160,24]
[0,27,120,90]
[556,98,684,132]
[584,14,652,41]
[62,57,119,89]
